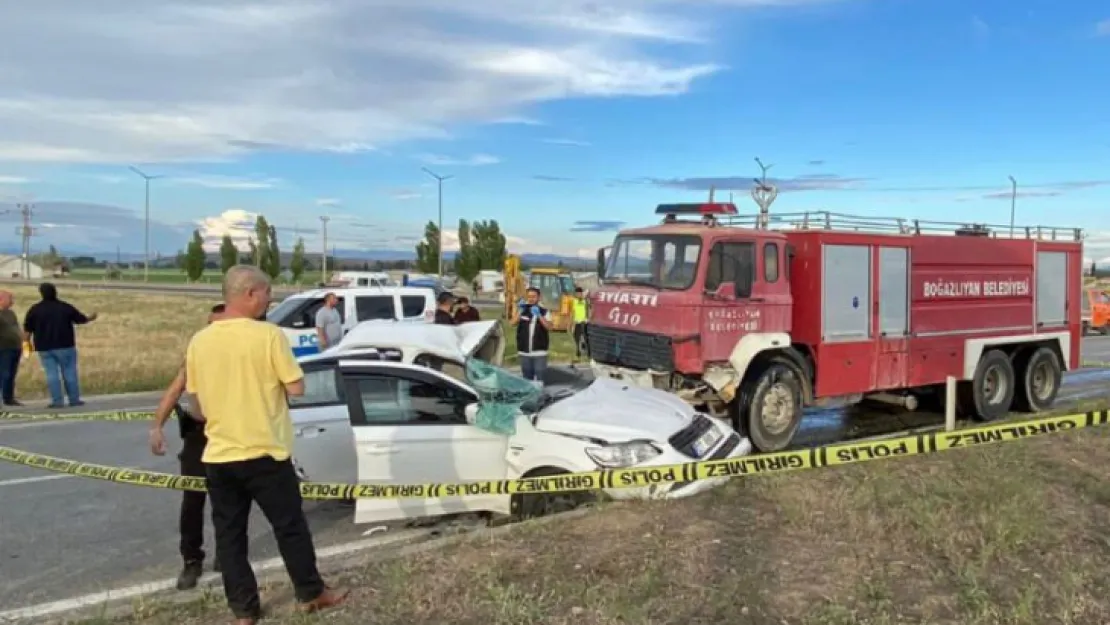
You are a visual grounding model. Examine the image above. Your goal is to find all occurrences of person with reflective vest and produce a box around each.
[572,287,589,361]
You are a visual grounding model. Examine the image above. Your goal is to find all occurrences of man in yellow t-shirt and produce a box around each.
[185,265,347,624]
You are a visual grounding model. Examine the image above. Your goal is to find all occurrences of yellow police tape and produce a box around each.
[0,410,156,422]
[0,410,1107,500]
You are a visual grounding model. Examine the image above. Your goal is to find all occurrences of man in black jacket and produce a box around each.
[22,283,97,408]
[149,303,225,590]
[510,288,552,382]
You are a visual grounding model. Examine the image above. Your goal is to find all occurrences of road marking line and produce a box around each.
[0,474,73,488]
[0,529,432,623]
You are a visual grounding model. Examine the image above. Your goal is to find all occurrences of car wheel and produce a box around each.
[739,358,805,453]
[1012,347,1061,413]
[960,349,1016,422]
[511,468,592,521]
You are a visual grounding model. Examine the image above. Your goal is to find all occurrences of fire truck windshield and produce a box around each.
[603,234,701,290]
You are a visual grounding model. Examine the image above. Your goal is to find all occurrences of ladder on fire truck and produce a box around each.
[671,182,1084,242]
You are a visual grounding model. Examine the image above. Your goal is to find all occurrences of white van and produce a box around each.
[329,271,396,287]
[266,286,436,357]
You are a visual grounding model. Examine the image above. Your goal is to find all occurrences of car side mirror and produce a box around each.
[712,282,736,300]
[464,402,479,424]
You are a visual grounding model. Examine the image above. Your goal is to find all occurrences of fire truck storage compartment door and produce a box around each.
[878,247,909,338]
[1035,251,1067,328]
[822,244,872,342]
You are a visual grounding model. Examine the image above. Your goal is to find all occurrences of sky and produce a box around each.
[0,0,1108,264]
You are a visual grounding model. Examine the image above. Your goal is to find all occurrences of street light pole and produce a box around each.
[320,215,330,284]
[421,167,454,280]
[1008,175,1017,237]
[128,166,165,281]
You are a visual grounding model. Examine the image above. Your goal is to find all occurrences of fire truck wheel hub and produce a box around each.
[1029,361,1053,400]
[761,383,795,435]
[981,365,1008,404]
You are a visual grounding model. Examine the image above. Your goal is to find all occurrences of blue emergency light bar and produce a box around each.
[655,202,738,216]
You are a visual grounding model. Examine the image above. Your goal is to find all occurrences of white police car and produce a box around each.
[267,286,437,357]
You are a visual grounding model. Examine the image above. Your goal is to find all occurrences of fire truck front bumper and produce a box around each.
[589,361,669,390]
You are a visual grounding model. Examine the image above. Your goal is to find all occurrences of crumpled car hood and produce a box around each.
[532,377,696,443]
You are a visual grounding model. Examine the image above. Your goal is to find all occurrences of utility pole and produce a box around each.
[421,167,454,280]
[128,166,166,282]
[752,157,778,229]
[319,215,330,283]
[14,203,37,279]
[1008,175,1017,237]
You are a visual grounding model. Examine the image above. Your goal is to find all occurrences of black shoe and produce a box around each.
[176,560,203,591]
[4,400,21,406]
[69,400,85,407]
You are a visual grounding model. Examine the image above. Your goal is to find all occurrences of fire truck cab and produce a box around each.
[588,202,1084,452]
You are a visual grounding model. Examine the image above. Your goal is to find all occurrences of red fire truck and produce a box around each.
[587,204,1084,452]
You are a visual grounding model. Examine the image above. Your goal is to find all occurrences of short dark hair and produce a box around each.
[39,282,58,301]
[574,287,584,293]
[437,291,456,305]
[210,303,226,314]
[457,296,469,305]
[526,287,541,296]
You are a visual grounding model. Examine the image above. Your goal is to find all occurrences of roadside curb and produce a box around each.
[22,509,592,625]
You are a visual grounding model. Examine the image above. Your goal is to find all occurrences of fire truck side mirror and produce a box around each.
[596,247,607,278]
[712,282,737,300]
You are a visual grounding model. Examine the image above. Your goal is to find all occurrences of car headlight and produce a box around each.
[585,441,662,468]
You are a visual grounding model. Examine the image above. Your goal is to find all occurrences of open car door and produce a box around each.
[343,362,512,525]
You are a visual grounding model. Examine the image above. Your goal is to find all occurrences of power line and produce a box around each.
[128,166,167,283]
[14,203,38,279]
[319,215,330,284]
[421,167,454,280]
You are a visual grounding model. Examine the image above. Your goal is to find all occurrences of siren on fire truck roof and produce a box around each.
[654,202,739,216]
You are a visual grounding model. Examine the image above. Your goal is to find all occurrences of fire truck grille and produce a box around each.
[586,325,675,371]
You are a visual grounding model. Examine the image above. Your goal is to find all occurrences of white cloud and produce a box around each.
[315,198,342,207]
[389,189,424,200]
[542,138,591,147]
[1097,19,1110,37]
[0,175,29,184]
[417,153,502,167]
[197,209,259,251]
[0,0,812,164]
[170,175,282,190]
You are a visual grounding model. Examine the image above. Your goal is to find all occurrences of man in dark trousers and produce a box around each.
[433,291,456,325]
[149,303,225,590]
[186,266,346,624]
[510,287,552,382]
[22,282,97,408]
[0,290,24,406]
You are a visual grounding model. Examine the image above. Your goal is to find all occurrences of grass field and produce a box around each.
[3,287,575,400]
[67,268,302,286]
[74,421,1110,625]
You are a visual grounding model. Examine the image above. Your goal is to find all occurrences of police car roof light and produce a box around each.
[654,202,739,216]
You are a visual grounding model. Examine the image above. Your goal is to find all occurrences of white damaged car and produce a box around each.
[289,319,752,523]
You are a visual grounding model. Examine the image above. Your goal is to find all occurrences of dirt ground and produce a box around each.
[76,424,1110,625]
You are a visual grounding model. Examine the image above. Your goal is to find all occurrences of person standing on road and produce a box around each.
[314,292,342,351]
[453,296,480,324]
[185,266,346,624]
[571,287,589,362]
[149,303,225,590]
[0,290,23,406]
[434,291,456,325]
[510,287,552,382]
[22,282,97,408]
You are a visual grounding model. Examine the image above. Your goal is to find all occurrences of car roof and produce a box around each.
[285,285,436,300]
[298,319,497,365]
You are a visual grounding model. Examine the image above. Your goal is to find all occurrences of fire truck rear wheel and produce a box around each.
[963,349,1016,422]
[1013,347,1061,413]
[741,360,805,452]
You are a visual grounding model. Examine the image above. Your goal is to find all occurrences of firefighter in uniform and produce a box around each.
[572,287,589,361]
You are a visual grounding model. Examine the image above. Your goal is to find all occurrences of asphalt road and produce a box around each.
[1,339,1108,613]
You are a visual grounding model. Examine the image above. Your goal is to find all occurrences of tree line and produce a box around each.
[414,219,509,282]
[179,215,308,282]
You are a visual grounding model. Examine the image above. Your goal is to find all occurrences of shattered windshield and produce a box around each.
[464,358,541,435]
[603,234,701,290]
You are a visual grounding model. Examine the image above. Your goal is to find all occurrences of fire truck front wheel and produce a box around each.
[738,359,805,452]
[960,349,1016,422]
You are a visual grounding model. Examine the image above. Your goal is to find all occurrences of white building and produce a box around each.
[0,255,44,279]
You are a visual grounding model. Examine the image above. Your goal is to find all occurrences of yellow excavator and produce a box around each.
[503,255,577,332]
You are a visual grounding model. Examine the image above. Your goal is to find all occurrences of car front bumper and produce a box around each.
[603,432,752,502]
